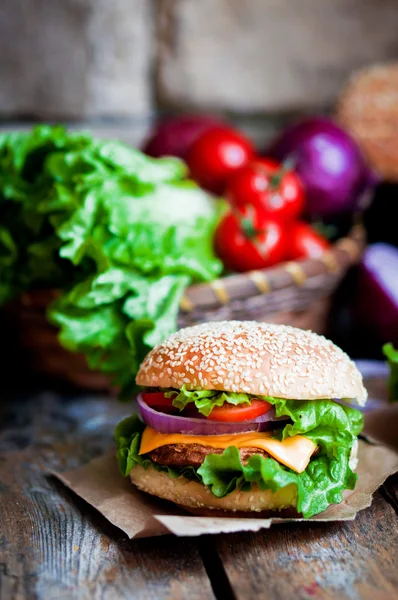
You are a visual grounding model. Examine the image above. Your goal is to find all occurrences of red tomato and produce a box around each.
[142,392,203,417]
[207,399,272,422]
[186,127,254,193]
[215,205,288,272]
[288,222,330,260]
[227,157,305,221]
[142,392,174,409]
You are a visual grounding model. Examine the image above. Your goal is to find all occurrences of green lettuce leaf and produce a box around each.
[167,386,252,416]
[115,398,363,518]
[165,386,364,450]
[115,415,199,481]
[197,445,356,518]
[268,398,363,460]
[383,343,398,402]
[0,125,223,396]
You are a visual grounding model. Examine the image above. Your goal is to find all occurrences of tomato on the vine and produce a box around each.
[287,221,330,260]
[186,127,254,194]
[226,157,305,221]
[207,399,272,422]
[215,205,288,272]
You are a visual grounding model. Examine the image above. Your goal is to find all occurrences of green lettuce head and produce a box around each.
[0,125,223,397]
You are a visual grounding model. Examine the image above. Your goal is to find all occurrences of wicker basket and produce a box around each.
[5,224,365,392]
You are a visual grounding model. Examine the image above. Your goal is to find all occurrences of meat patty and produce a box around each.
[147,443,269,469]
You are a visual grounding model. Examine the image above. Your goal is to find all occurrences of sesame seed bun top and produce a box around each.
[136,321,367,406]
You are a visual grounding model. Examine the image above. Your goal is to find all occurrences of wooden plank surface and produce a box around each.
[214,487,398,600]
[0,392,215,600]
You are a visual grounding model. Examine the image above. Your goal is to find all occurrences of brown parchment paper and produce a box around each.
[54,407,398,538]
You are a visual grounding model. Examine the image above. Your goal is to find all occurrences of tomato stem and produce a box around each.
[269,156,295,189]
[236,204,259,239]
[240,216,257,239]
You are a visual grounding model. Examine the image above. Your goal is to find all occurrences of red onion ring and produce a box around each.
[136,394,288,435]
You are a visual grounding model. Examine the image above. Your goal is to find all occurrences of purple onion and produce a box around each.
[355,243,398,345]
[268,117,377,217]
[136,394,288,435]
[142,114,221,159]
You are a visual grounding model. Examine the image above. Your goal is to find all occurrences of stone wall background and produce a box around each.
[0,0,397,144]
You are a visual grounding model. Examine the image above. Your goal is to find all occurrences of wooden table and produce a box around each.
[0,375,397,600]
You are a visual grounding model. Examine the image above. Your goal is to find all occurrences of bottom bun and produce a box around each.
[130,466,298,515]
[130,442,359,517]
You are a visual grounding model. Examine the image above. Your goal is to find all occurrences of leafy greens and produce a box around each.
[0,126,222,397]
[115,398,363,518]
[165,386,252,416]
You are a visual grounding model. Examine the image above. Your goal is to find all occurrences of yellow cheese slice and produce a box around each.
[139,427,316,473]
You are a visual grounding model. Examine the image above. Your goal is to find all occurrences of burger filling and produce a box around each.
[115,389,364,518]
[148,444,270,469]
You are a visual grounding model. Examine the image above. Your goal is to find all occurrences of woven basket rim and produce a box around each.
[13,224,365,315]
[180,223,366,312]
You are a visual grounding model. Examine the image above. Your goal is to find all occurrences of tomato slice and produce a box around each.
[142,392,175,409]
[142,393,272,422]
[206,399,272,422]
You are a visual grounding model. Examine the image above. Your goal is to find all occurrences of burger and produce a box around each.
[115,321,367,518]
